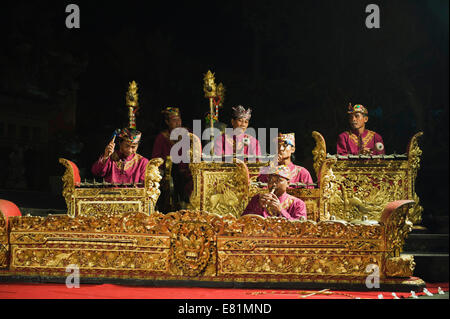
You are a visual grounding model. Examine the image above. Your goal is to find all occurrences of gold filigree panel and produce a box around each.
[77,201,143,217]
[5,206,416,280]
[218,253,382,277]
[11,247,168,272]
[328,165,410,221]
[59,158,163,217]
[189,162,250,217]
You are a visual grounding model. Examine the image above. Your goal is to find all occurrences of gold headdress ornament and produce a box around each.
[112,81,141,144]
[162,106,181,120]
[203,70,217,99]
[347,103,368,115]
[126,81,139,129]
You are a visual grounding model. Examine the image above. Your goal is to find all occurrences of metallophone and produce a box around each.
[0,132,425,290]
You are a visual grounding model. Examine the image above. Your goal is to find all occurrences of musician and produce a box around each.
[242,165,307,220]
[91,128,149,184]
[258,133,314,187]
[214,105,261,158]
[337,103,385,155]
[151,107,183,160]
[151,106,194,205]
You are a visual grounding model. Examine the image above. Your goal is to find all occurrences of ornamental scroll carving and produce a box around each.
[59,157,163,217]
[188,160,250,218]
[0,212,7,268]
[406,132,424,224]
[311,132,423,224]
[312,131,327,179]
[6,201,416,281]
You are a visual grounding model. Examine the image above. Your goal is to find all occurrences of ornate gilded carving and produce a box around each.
[59,157,163,217]
[311,132,423,224]
[385,255,415,278]
[407,132,424,224]
[163,210,218,277]
[0,212,7,268]
[380,200,415,258]
[59,158,76,217]
[5,201,416,283]
[188,160,250,217]
[312,131,327,179]
[317,158,337,221]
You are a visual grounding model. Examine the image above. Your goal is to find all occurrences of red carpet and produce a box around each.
[0,282,447,299]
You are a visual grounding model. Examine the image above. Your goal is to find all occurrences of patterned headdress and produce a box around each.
[270,165,291,180]
[115,128,141,144]
[259,164,291,180]
[278,133,295,147]
[162,107,181,120]
[347,103,368,115]
[231,105,252,120]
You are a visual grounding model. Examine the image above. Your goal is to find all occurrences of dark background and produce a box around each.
[0,0,448,230]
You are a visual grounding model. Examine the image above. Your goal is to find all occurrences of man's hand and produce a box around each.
[361,147,373,155]
[102,136,116,162]
[259,193,282,216]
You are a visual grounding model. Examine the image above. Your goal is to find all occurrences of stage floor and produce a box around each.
[0,282,447,299]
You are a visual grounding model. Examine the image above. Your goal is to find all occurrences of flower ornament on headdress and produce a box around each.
[116,128,142,144]
[232,105,252,120]
[347,103,368,115]
[278,133,295,147]
[162,107,181,120]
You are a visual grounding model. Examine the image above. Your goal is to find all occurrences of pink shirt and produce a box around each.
[91,151,149,184]
[152,130,173,160]
[214,132,262,157]
[151,129,193,195]
[242,192,307,220]
[258,162,314,188]
[337,129,385,155]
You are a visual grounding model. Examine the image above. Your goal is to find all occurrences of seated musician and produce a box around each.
[151,106,194,204]
[214,105,261,158]
[242,165,307,220]
[91,128,149,184]
[258,133,314,188]
[337,103,385,155]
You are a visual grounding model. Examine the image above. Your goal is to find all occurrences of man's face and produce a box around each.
[278,142,295,162]
[267,174,289,194]
[119,141,139,157]
[166,116,182,131]
[231,117,249,133]
[349,113,368,130]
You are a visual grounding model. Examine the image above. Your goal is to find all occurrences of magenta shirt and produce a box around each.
[214,132,262,157]
[258,162,314,188]
[151,130,193,195]
[337,129,385,155]
[91,151,149,184]
[151,131,173,160]
[242,192,307,220]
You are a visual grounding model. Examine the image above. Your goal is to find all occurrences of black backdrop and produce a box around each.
[0,0,448,230]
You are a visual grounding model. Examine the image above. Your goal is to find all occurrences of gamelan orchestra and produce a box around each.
[0,71,426,289]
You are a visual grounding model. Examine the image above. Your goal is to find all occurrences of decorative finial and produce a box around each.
[126,81,139,129]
